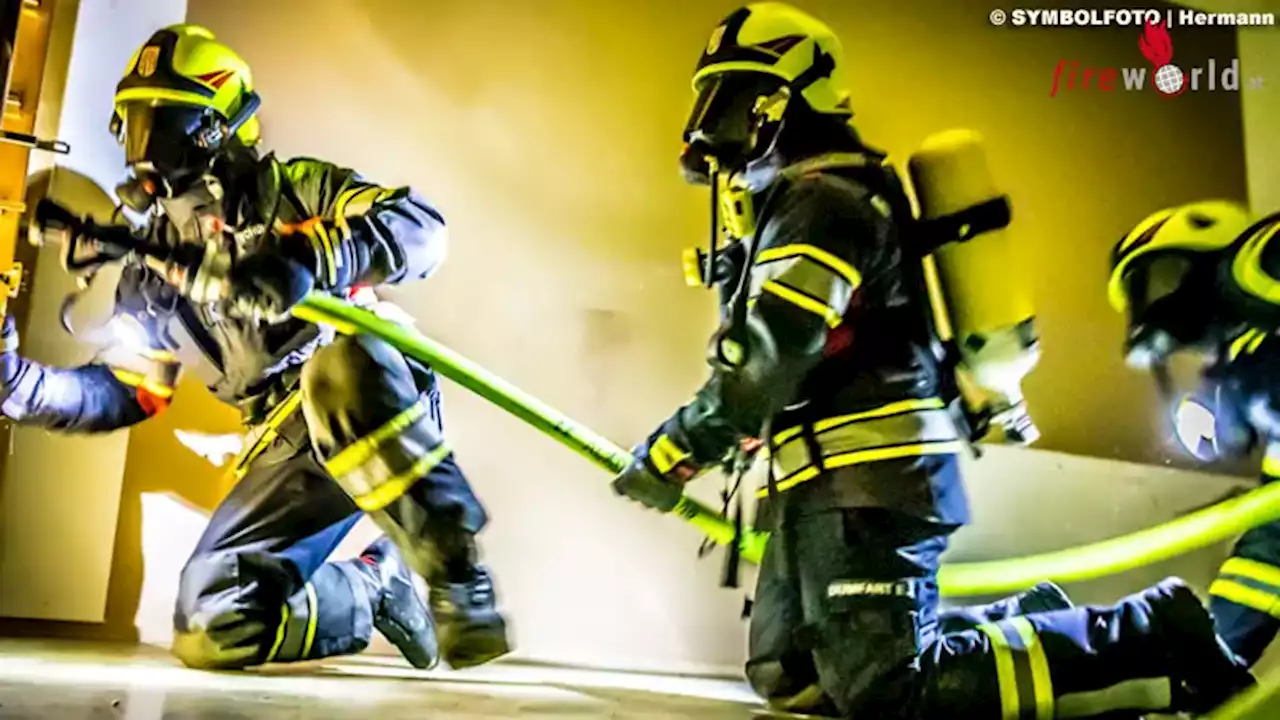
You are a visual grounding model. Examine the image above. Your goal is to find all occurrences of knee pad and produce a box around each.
[170,613,272,670]
[745,658,834,714]
[172,554,281,670]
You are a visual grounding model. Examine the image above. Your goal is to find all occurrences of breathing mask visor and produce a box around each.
[679,71,790,186]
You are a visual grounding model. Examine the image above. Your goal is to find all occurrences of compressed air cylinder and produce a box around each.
[907,130,1040,442]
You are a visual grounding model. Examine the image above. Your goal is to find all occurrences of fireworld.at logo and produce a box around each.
[1049,21,1264,97]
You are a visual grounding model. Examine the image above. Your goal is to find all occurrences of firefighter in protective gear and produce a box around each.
[1110,199,1280,667]
[613,4,1253,716]
[2,24,510,671]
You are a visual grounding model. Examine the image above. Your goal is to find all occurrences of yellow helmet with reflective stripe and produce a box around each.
[693,3,850,116]
[1107,200,1252,314]
[113,25,261,153]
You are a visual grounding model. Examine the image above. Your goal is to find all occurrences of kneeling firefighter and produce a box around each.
[4,25,509,670]
[611,3,1253,717]
[1109,200,1280,667]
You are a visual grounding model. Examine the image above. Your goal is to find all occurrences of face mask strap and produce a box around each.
[705,157,721,289]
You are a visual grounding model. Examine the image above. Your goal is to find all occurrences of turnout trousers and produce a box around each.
[745,457,1250,719]
[170,334,488,669]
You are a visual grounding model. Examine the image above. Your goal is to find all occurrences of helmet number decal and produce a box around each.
[707,25,726,55]
[138,46,160,78]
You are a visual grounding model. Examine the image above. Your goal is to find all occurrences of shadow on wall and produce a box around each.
[104,380,242,642]
[0,377,240,643]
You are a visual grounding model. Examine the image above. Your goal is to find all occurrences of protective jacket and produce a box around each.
[638,129,968,526]
[1147,211,1280,665]
[1,154,446,429]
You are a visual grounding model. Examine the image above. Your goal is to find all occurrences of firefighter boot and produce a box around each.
[359,536,440,669]
[430,565,511,668]
[932,578,1252,719]
[1148,579,1255,714]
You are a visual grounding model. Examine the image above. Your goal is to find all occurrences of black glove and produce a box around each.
[33,198,83,240]
[611,456,685,514]
[226,252,316,323]
[33,199,135,270]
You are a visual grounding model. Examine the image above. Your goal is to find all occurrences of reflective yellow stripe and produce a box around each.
[1210,578,1280,617]
[681,247,704,287]
[110,369,175,399]
[1249,331,1268,355]
[760,280,842,328]
[264,602,290,663]
[233,392,303,480]
[302,582,319,659]
[301,228,330,282]
[774,399,945,445]
[115,87,213,108]
[1229,328,1268,361]
[1222,557,1280,587]
[978,623,1021,720]
[1228,330,1254,361]
[334,187,358,219]
[1232,219,1280,303]
[816,398,947,433]
[1009,617,1055,720]
[334,185,382,218]
[757,441,963,497]
[1263,449,1280,479]
[313,221,339,287]
[649,434,690,475]
[354,441,452,512]
[326,401,429,478]
[141,348,178,363]
[756,243,862,289]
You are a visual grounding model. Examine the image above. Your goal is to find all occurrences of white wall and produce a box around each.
[0,0,187,623]
[1186,0,1280,211]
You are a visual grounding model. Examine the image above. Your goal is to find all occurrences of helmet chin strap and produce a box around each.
[704,157,720,289]
[737,88,793,192]
[698,86,794,289]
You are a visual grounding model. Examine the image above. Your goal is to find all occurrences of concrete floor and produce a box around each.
[4,639,1280,719]
[0,640,766,719]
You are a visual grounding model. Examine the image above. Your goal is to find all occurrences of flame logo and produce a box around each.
[1139,20,1174,67]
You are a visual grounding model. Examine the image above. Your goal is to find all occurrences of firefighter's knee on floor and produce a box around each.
[171,620,269,671]
[171,599,273,671]
[171,556,278,670]
[745,658,833,715]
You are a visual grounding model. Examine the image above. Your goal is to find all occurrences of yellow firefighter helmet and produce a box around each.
[693,3,850,116]
[111,24,261,171]
[1108,201,1252,316]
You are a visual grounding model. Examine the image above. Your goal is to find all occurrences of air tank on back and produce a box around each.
[908,129,1040,444]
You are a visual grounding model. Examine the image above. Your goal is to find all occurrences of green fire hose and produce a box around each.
[292,293,1280,597]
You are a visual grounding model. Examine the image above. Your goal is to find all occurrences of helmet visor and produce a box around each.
[1123,254,1193,327]
[680,71,786,183]
[116,101,217,176]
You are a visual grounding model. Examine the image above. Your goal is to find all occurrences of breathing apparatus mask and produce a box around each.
[1116,250,1258,463]
[679,71,792,292]
[680,71,791,187]
[111,93,260,215]
[1121,254,1228,374]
